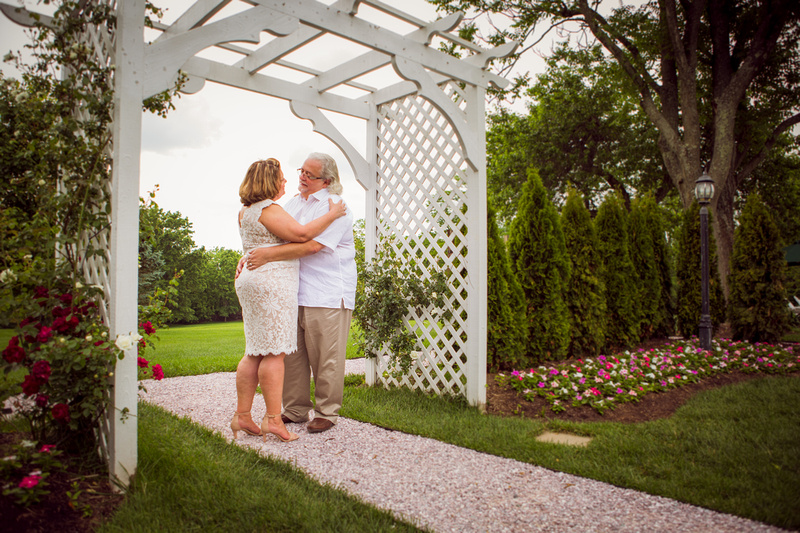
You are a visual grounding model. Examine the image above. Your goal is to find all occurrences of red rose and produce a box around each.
[35,394,49,407]
[137,356,149,368]
[52,316,68,332]
[22,374,41,395]
[51,403,70,422]
[31,360,51,382]
[152,364,164,381]
[140,321,156,335]
[20,317,34,327]
[34,286,48,299]
[52,306,70,318]
[37,326,53,343]
[2,337,25,364]
[59,293,73,305]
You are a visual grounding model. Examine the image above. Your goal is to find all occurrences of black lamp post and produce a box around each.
[695,173,715,351]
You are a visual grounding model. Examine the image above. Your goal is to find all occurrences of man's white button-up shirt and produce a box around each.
[284,188,357,310]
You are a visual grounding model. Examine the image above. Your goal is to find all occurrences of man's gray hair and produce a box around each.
[308,152,343,195]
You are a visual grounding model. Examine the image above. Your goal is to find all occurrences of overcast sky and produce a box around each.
[1,0,542,252]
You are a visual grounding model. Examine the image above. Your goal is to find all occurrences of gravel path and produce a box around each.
[139,359,784,533]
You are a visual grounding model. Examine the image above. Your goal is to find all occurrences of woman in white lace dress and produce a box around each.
[233,158,345,443]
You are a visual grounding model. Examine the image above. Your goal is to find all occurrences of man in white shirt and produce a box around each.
[243,153,357,433]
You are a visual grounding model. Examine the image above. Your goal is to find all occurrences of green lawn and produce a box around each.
[3,323,799,530]
[141,320,364,377]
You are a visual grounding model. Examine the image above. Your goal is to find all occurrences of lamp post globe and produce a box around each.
[695,173,715,351]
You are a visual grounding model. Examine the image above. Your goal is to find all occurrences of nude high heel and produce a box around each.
[263,414,299,443]
[231,412,262,439]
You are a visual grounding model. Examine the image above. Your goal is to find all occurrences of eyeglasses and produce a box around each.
[297,168,324,180]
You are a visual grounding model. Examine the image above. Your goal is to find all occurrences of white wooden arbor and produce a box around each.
[2,0,515,487]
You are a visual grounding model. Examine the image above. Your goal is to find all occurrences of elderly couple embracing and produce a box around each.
[231,152,357,442]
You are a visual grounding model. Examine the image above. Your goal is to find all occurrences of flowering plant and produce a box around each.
[354,242,450,376]
[0,440,63,507]
[499,338,799,414]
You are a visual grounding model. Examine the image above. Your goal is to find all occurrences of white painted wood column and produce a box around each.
[465,84,488,408]
[364,105,379,387]
[108,0,145,488]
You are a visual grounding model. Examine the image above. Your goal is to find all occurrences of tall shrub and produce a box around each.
[561,188,606,357]
[595,192,639,350]
[643,198,676,336]
[628,196,662,340]
[728,193,792,341]
[508,169,570,363]
[675,201,726,338]
[487,204,528,371]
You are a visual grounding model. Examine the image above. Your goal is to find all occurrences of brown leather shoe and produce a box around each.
[307,418,334,433]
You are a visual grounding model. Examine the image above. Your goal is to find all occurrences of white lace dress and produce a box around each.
[235,199,299,356]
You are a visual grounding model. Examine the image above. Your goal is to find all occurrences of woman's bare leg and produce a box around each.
[233,355,262,434]
[258,353,296,440]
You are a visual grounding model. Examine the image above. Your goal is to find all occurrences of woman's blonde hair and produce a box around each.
[239,158,282,206]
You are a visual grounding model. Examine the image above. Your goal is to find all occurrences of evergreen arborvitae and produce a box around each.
[508,169,570,363]
[728,193,792,342]
[595,192,639,350]
[643,198,675,336]
[628,196,662,340]
[486,204,528,371]
[561,188,606,357]
[675,201,726,338]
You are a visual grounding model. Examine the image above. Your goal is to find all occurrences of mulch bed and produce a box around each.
[0,433,124,533]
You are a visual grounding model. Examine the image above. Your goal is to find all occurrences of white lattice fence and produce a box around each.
[71,1,116,465]
[373,86,474,397]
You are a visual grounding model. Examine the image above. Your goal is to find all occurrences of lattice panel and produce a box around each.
[73,0,116,463]
[374,91,471,396]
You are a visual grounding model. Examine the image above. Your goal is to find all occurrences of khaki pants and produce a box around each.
[282,305,352,423]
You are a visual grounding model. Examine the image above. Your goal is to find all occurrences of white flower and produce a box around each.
[85,335,93,342]
[409,351,421,361]
[101,331,107,338]
[115,332,142,351]
[23,254,32,261]
[431,292,438,299]
[21,440,35,448]
[75,281,83,289]
[0,269,16,283]
[38,179,45,185]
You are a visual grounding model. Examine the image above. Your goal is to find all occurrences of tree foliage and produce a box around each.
[675,202,726,338]
[138,199,240,324]
[431,0,800,298]
[728,194,793,342]
[561,188,606,358]
[486,204,528,370]
[508,170,570,363]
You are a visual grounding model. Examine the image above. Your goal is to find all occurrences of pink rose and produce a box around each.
[19,475,42,489]
[137,356,149,368]
[37,326,53,343]
[151,364,164,381]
